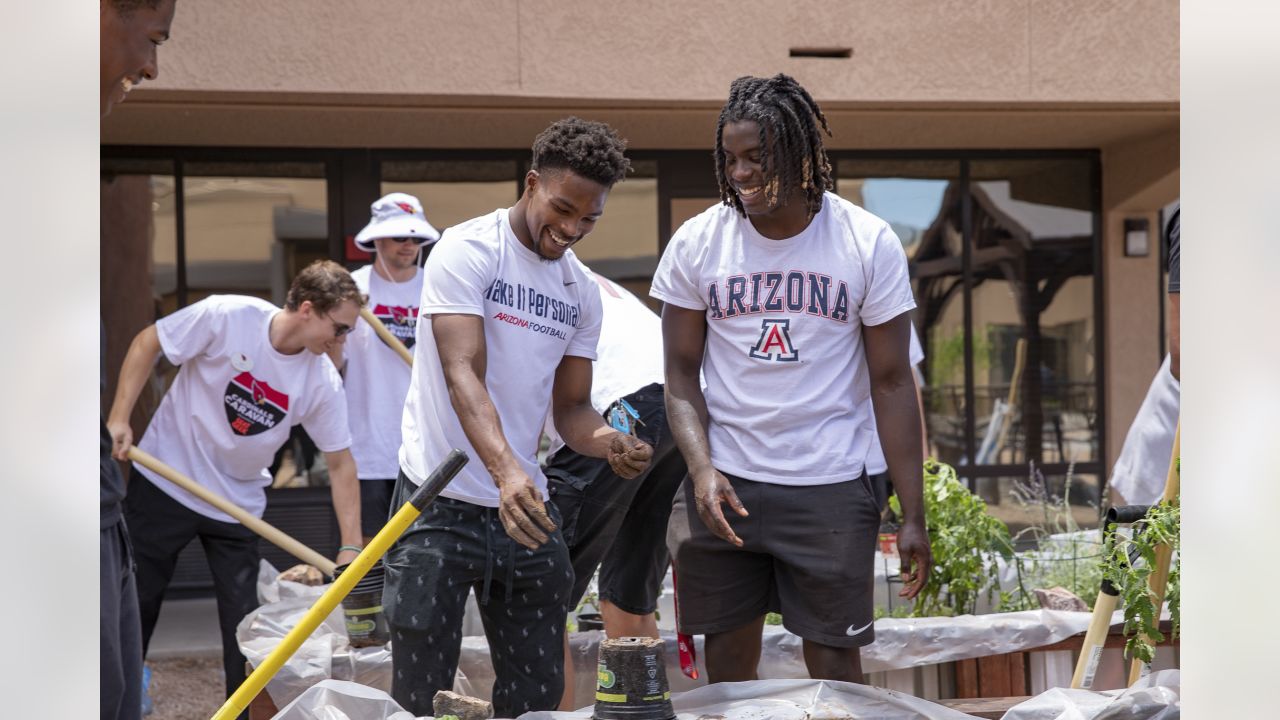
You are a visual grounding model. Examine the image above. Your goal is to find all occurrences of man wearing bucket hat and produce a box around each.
[384,117,653,718]
[341,193,440,544]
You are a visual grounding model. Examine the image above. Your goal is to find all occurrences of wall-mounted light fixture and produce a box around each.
[1123,218,1150,257]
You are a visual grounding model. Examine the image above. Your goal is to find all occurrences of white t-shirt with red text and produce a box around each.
[344,264,422,480]
[136,295,351,522]
[650,192,915,485]
[398,209,604,506]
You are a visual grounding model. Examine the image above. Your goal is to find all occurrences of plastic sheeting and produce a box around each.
[1001,669,1180,720]
[269,679,417,720]
[271,674,1180,720]
[272,678,981,720]
[525,678,982,720]
[242,564,1114,710]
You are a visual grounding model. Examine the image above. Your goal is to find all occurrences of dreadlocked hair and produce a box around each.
[714,74,833,219]
[530,116,632,188]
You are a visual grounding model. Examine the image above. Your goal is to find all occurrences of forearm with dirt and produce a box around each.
[552,356,652,478]
[662,305,747,545]
[106,324,162,459]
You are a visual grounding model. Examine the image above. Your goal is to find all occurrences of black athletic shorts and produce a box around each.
[546,383,686,615]
[666,470,881,648]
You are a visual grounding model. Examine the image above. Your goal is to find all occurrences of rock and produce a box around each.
[277,563,325,586]
[1034,586,1089,612]
[433,690,493,720]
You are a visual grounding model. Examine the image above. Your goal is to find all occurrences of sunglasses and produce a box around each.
[322,313,355,338]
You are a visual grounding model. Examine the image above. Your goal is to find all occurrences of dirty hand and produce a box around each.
[896,519,932,600]
[497,472,557,550]
[692,468,748,547]
[607,432,653,479]
[107,419,134,461]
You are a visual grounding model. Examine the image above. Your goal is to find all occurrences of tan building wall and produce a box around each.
[103,0,1178,150]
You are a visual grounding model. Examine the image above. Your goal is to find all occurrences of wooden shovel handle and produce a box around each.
[128,446,336,576]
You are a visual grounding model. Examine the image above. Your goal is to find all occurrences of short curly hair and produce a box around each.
[530,117,632,187]
[285,260,362,315]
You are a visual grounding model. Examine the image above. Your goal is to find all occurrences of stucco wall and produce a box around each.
[142,0,1177,104]
[1100,128,1180,476]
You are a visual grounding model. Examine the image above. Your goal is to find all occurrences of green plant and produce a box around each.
[998,461,1104,611]
[890,460,1014,616]
[1099,499,1180,664]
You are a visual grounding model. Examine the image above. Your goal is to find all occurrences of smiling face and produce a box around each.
[517,169,610,261]
[721,119,780,215]
[372,236,423,272]
[301,299,360,355]
[100,0,177,117]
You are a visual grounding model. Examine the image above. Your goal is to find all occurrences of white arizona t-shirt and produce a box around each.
[543,271,665,453]
[863,325,925,475]
[344,264,423,480]
[650,192,915,485]
[136,295,351,522]
[398,209,604,506]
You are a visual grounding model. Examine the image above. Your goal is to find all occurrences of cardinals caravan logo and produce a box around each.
[749,318,799,362]
[224,371,289,436]
[372,303,419,348]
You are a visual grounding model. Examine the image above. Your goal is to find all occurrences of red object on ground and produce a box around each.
[669,563,699,679]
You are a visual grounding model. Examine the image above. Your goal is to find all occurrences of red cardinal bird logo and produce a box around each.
[395,202,415,215]
[389,306,413,325]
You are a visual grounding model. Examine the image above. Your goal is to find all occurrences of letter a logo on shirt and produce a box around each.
[749,318,799,362]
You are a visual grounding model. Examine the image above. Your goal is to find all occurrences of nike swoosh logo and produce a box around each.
[845,619,874,637]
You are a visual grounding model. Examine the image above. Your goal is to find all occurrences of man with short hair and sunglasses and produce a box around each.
[339,193,440,543]
[106,260,364,710]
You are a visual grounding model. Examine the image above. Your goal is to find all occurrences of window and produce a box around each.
[838,153,1103,525]
[182,161,329,310]
[837,159,963,468]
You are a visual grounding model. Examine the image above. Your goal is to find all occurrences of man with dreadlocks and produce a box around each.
[385,117,653,716]
[652,74,932,684]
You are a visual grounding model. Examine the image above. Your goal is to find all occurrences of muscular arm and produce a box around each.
[551,356,651,477]
[106,324,163,459]
[433,313,523,485]
[432,312,555,548]
[323,448,363,563]
[863,313,932,598]
[662,304,747,545]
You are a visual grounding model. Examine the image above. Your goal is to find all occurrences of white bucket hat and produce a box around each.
[354,192,441,251]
